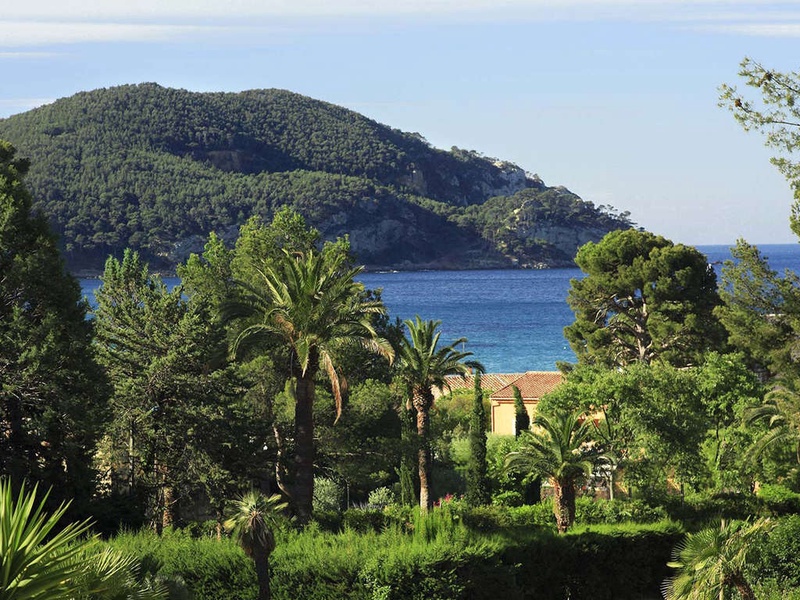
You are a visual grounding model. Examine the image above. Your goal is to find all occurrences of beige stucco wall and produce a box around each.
[491,401,538,435]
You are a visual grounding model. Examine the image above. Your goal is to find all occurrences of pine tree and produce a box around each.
[0,140,107,511]
[94,250,254,531]
[466,372,490,506]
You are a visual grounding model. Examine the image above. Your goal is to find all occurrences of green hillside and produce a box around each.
[0,83,633,272]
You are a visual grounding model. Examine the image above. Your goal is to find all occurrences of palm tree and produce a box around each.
[224,491,288,600]
[663,519,773,600]
[505,410,604,533]
[225,248,393,523]
[396,316,484,511]
[746,376,800,467]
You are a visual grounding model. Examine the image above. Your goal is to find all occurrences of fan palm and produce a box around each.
[505,410,604,533]
[396,316,484,511]
[663,518,773,600]
[225,248,393,523]
[224,491,288,600]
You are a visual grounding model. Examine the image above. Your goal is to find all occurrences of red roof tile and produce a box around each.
[490,371,563,402]
[433,373,523,398]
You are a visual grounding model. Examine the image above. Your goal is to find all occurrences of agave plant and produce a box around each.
[0,478,165,600]
[0,478,94,600]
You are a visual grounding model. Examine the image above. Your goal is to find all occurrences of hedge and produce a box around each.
[107,519,683,600]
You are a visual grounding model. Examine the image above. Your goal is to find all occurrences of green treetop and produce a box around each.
[720,59,800,237]
[564,229,725,368]
[0,140,106,511]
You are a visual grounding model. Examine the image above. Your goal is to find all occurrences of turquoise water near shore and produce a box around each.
[79,243,800,373]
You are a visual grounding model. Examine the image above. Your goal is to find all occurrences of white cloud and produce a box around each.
[0,1,797,47]
[2,0,795,20]
[0,21,225,47]
[692,22,800,36]
[0,51,60,58]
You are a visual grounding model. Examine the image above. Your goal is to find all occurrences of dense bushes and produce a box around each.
[749,515,800,587]
[107,529,257,600]
[108,516,682,600]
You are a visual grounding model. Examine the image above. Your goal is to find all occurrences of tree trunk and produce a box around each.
[730,573,756,600]
[293,354,318,525]
[253,549,272,600]
[162,483,174,530]
[272,424,292,499]
[415,391,433,512]
[553,478,576,534]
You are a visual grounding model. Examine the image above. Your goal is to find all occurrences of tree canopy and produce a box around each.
[720,58,800,237]
[0,140,106,511]
[564,229,725,368]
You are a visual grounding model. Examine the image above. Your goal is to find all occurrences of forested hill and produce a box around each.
[0,83,633,273]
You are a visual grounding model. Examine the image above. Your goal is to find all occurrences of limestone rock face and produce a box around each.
[519,224,613,258]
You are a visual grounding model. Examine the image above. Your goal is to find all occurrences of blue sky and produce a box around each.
[1,1,799,245]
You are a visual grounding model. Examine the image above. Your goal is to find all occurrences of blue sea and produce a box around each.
[79,243,800,373]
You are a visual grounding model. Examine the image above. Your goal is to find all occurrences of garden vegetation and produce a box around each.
[4,56,800,598]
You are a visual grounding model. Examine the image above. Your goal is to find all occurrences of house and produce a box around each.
[434,371,563,435]
[489,371,563,435]
[434,373,524,400]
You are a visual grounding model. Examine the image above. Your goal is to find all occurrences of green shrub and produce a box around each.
[574,497,668,524]
[662,491,760,525]
[107,518,684,600]
[313,477,343,513]
[107,528,257,600]
[753,580,800,600]
[311,510,343,533]
[749,515,800,586]
[492,490,523,507]
[343,509,386,533]
[757,483,800,515]
[368,486,396,509]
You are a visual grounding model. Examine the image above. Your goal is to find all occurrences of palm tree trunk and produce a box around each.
[730,573,756,600]
[553,477,576,534]
[253,550,272,600]
[293,354,318,525]
[416,394,433,512]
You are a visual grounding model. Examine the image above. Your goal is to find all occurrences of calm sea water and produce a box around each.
[79,243,800,373]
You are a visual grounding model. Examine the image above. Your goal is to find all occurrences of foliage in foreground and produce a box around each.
[663,519,773,600]
[0,478,166,600]
[108,513,683,600]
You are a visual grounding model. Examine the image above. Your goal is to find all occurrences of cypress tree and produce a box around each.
[513,385,530,436]
[398,403,418,507]
[466,373,490,506]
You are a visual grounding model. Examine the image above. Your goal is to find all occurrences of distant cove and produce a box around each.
[79,244,800,372]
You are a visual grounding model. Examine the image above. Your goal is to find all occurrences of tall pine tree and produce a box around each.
[0,140,106,512]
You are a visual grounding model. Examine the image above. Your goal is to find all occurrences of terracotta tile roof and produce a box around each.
[434,373,523,398]
[490,371,563,402]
